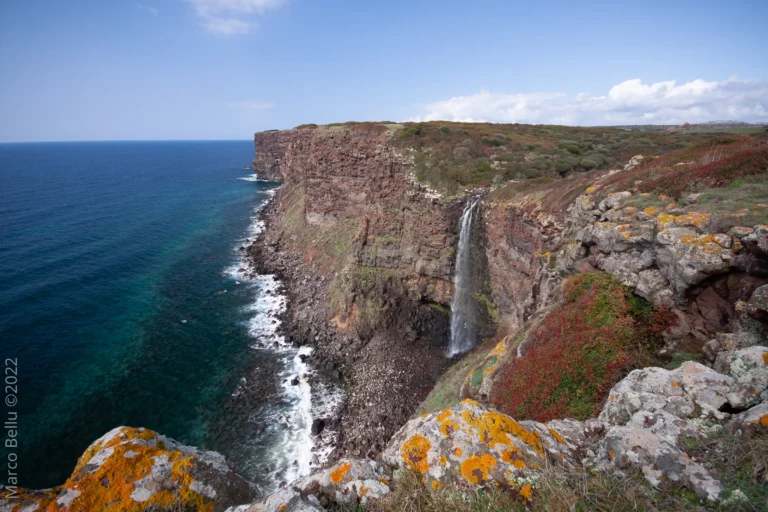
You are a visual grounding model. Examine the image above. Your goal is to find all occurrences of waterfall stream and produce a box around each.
[447,197,480,357]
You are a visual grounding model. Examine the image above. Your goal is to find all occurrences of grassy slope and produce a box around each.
[388,121,705,196]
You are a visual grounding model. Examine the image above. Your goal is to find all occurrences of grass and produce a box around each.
[490,271,671,422]
[685,126,766,134]
[387,121,708,197]
[354,432,768,511]
[413,338,497,417]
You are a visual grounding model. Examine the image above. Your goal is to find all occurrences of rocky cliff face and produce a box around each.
[248,125,473,463]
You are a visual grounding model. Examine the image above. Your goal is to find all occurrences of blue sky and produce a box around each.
[1,0,767,141]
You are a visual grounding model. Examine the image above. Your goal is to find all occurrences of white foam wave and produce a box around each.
[223,185,345,488]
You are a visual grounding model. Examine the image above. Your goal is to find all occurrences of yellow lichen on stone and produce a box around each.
[401,434,431,474]
[586,186,596,194]
[439,455,448,466]
[489,341,507,357]
[643,206,657,216]
[436,409,452,423]
[548,428,565,444]
[431,480,442,491]
[452,447,463,457]
[330,461,352,484]
[459,408,544,454]
[460,454,497,486]
[59,428,215,512]
[440,420,460,437]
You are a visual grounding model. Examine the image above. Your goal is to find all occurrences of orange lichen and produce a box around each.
[671,381,679,388]
[608,450,615,459]
[330,461,352,484]
[489,340,508,357]
[401,434,431,473]
[359,485,369,498]
[519,483,533,500]
[610,394,615,402]
[761,415,768,427]
[431,480,442,491]
[440,420,459,437]
[278,505,288,511]
[439,455,448,466]
[460,454,497,486]
[452,447,463,457]
[55,428,215,512]
[762,353,768,365]
[436,409,452,423]
[548,428,565,444]
[378,477,389,486]
[459,409,544,454]
[462,399,480,407]
[643,206,658,216]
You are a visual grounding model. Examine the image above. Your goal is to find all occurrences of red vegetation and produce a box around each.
[490,272,672,423]
[600,136,768,199]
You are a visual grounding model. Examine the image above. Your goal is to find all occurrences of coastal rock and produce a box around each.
[294,458,390,506]
[226,488,324,512]
[595,426,723,501]
[726,400,768,439]
[0,426,257,512]
[598,362,736,424]
[381,400,581,499]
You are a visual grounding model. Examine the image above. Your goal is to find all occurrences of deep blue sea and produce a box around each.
[0,141,333,492]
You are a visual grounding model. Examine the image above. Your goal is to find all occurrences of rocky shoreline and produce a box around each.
[244,183,452,464]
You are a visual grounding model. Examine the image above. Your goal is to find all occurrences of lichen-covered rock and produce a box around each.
[227,459,387,512]
[598,191,632,212]
[294,458,389,506]
[0,427,257,512]
[381,400,581,500]
[226,488,325,512]
[719,346,768,409]
[595,426,723,501]
[599,360,768,426]
[726,400,768,439]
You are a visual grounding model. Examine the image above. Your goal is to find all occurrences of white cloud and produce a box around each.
[186,0,286,36]
[411,77,768,125]
[227,99,275,109]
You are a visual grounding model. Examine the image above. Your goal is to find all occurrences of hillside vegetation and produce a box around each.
[388,121,708,195]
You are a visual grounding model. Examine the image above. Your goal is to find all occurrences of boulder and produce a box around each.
[226,488,324,512]
[726,400,768,439]
[595,426,722,501]
[381,399,581,499]
[719,346,768,409]
[294,458,389,506]
[0,427,257,512]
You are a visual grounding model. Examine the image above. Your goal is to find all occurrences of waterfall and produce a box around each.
[447,197,480,357]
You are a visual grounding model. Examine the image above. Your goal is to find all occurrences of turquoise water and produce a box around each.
[0,141,285,488]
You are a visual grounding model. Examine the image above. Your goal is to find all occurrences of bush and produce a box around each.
[490,272,670,422]
[579,158,598,169]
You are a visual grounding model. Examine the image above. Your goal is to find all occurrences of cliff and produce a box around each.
[6,123,768,511]
[248,124,475,464]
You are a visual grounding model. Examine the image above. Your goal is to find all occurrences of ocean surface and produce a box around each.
[0,141,337,492]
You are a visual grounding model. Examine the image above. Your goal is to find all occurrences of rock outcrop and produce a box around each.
[1,427,257,512]
[381,399,592,499]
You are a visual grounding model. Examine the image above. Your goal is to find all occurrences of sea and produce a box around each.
[0,140,341,493]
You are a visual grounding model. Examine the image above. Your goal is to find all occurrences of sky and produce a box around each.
[1,0,767,142]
